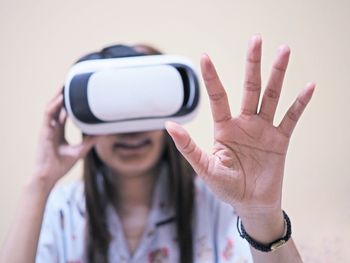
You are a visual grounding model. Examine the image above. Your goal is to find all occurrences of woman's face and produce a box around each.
[94,130,165,176]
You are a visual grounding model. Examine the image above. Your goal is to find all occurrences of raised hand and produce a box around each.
[34,90,96,189]
[166,36,315,240]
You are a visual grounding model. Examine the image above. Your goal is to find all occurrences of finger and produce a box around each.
[44,94,64,127]
[55,108,68,142]
[278,83,315,138]
[59,108,67,125]
[240,35,262,116]
[165,121,210,176]
[259,45,290,122]
[46,86,64,104]
[200,54,232,124]
[60,135,97,160]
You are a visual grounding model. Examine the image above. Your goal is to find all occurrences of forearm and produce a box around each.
[240,210,303,263]
[250,238,302,263]
[0,176,52,263]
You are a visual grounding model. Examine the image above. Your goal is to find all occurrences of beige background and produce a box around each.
[0,0,349,261]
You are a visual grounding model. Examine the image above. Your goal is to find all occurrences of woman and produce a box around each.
[0,35,315,263]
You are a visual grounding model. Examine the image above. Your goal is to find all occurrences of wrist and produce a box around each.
[239,209,285,245]
[24,173,57,198]
[237,210,292,253]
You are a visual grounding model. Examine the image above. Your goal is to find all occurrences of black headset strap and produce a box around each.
[101,45,144,58]
[76,45,145,63]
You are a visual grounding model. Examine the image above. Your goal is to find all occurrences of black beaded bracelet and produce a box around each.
[237,210,292,252]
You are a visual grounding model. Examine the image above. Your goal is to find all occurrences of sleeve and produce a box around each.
[214,200,253,263]
[35,189,62,263]
[194,177,253,263]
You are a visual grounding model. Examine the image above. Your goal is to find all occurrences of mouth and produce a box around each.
[113,138,151,149]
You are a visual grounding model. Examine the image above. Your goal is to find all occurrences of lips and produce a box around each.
[113,138,151,150]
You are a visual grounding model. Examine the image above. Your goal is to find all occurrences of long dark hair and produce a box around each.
[80,44,195,263]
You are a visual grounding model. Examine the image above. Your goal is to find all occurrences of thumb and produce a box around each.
[73,135,97,159]
[60,136,97,160]
[165,121,209,176]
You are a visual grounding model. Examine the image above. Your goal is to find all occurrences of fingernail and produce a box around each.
[165,121,173,130]
[201,53,211,64]
[306,82,316,91]
[251,34,262,44]
[278,45,290,54]
[252,33,261,40]
[165,121,179,132]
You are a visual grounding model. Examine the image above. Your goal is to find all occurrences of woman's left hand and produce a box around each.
[166,35,315,243]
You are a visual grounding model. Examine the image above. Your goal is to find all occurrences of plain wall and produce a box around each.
[0,0,349,261]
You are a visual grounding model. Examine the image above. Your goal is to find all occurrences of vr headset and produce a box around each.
[63,45,200,135]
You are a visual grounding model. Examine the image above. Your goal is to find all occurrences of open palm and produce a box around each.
[166,36,315,217]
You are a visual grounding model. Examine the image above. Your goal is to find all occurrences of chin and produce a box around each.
[112,159,161,177]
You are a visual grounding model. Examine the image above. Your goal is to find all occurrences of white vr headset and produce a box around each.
[63,47,200,135]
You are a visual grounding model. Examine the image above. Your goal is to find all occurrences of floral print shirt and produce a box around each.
[36,170,252,263]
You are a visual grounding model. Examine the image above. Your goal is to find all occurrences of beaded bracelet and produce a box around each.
[237,210,292,252]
